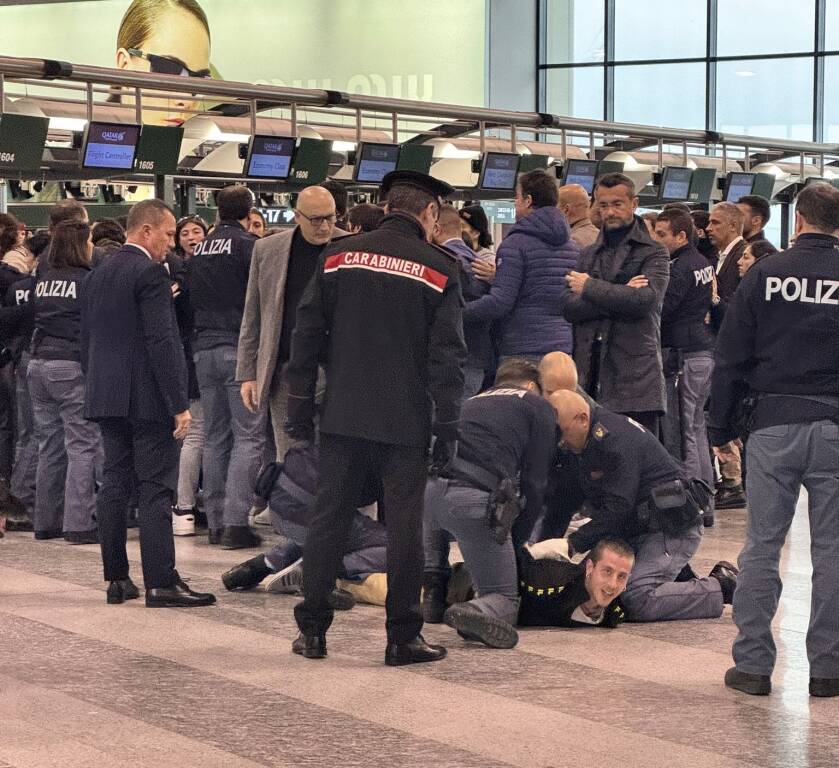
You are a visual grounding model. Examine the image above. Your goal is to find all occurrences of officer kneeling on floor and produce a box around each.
[709,182,839,699]
[518,538,635,628]
[422,358,557,649]
[547,390,737,622]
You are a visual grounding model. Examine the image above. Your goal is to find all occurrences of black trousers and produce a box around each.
[294,433,427,644]
[97,417,178,589]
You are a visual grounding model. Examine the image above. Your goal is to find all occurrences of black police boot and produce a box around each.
[219,525,262,550]
[446,562,475,604]
[810,678,839,698]
[725,666,771,695]
[292,632,327,659]
[710,560,739,604]
[385,635,447,666]
[222,555,272,591]
[107,577,140,604]
[422,572,449,624]
[330,589,356,611]
[444,603,519,649]
[715,484,746,510]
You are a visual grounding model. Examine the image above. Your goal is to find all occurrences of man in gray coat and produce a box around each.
[236,186,345,459]
[562,173,670,435]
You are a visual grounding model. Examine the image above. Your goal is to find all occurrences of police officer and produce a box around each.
[709,182,839,698]
[186,184,265,548]
[653,209,716,525]
[548,389,736,622]
[285,170,466,665]
[422,358,557,649]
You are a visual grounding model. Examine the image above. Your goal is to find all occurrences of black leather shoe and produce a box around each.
[422,573,448,624]
[146,575,216,608]
[710,560,739,604]
[208,528,223,545]
[330,588,356,611]
[444,603,519,649]
[34,528,63,540]
[222,555,272,591]
[715,485,746,510]
[810,678,839,697]
[725,666,771,695]
[64,529,99,545]
[107,577,140,604]
[385,635,447,666]
[292,632,327,659]
[703,508,715,527]
[219,525,262,550]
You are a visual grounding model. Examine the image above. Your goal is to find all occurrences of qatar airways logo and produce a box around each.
[264,142,284,153]
[101,130,127,142]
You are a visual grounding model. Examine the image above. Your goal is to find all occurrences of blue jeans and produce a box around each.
[733,420,839,678]
[194,346,266,529]
[423,476,519,624]
[28,358,99,533]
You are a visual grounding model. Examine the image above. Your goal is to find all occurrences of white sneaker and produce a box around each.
[264,557,303,594]
[172,508,195,537]
[250,507,273,527]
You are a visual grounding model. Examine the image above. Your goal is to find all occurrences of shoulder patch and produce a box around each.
[593,423,609,441]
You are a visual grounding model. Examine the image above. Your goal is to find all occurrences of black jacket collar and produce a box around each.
[380,211,427,241]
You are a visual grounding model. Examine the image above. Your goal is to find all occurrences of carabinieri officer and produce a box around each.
[285,170,466,665]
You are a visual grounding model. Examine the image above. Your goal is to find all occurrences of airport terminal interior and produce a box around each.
[2,1,839,766]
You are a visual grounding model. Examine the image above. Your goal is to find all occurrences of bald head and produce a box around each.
[548,389,591,453]
[557,184,592,225]
[295,185,337,244]
[539,351,579,397]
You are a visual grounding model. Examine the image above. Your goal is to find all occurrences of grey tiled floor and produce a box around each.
[1,497,837,768]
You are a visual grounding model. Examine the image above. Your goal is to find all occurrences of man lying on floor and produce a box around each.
[221,443,387,607]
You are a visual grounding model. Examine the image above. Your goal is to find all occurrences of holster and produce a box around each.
[639,478,704,534]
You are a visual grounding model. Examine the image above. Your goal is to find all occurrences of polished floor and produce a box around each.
[1,496,837,768]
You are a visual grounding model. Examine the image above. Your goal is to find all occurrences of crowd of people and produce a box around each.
[0,167,836,695]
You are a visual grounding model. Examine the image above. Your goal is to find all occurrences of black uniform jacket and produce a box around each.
[186,220,257,351]
[82,244,188,424]
[286,212,466,448]
[709,233,839,445]
[660,244,715,352]
[0,275,34,362]
[31,265,90,362]
[567,405,684,554]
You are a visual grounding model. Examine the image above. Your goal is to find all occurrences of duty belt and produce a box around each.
[445,456,500,494]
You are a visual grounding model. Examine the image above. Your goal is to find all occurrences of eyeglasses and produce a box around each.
[295,210,337,228]
[128,49,211,79]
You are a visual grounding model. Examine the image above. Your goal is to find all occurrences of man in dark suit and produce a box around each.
[707,202,746,305]
[82,199,215,608]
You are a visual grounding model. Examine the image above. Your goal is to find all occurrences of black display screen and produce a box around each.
[661,167,693,200]
[355,143,400,183]
[82,122,141,170]
[479,152,520,190]
[562,159,598,194]
[246,136,296,179]
[725,172,755,203]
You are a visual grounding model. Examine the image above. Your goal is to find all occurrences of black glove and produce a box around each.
[429,438,455,476]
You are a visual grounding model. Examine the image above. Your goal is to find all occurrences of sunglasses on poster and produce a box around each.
[127,48,211,79]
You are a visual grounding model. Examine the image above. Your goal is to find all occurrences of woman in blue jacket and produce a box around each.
[463,170,579,359]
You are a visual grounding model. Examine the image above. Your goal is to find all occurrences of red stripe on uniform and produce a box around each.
[323,251,448,293]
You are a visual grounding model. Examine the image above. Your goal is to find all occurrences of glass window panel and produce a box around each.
[716,58,813,140]
[613,63,706,129]
[717,0,815,56]
[544,67,604,120]
[614,0,706,61]
[823,56,839,139]
[827,1,839,51]
[543,0,604,64]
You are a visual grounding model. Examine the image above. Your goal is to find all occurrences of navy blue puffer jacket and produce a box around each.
[463,206,579,356]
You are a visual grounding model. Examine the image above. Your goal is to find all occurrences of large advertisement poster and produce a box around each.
[0,0,487,109]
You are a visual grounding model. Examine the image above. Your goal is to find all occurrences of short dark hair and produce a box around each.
[346,202,385,233]
[28,231,52,259]
[691,210,710,231]
[589,538,635,564]
[795,183,839,233]
[48,199,87,230]
[0,213,19,255]
[386,184,437,217]
[748,239,777,261]
[662,202,692,213]
[737,194,771,225]
[518,169,558,209]
[126,198,174,233]
[48,220,91,269]
[493,357,541,389]
[322,179,348,217]
[595,172,636,198]
[91,218,126,246]
[656,208,695,241]
[217,185,253,222]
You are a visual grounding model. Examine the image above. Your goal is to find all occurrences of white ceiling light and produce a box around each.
[49,117,88,131]
[735,70,757,77]
[332,140,357,152]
